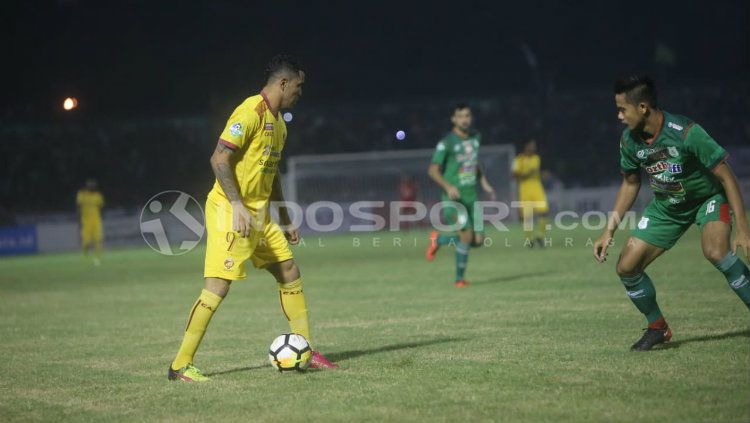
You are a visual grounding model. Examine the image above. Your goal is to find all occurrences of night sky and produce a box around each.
[5,0,749,118]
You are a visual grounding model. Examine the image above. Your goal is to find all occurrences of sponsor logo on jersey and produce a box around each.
[637,147,665,160]
[649,179,685,194]
[648,149,670,161]
[667,122,684,131]
[645,161,683,175]
[258,149,280,173]
[645,161,669,174]
[667,146,679,157]
[653,173,676,183]
[229,122,243,137]
[263,123,274,136]
[261,145,281,157]
[462,141,475,154]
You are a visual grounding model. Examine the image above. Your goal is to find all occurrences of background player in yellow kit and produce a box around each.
[168,55,336,382]
[512,139,549,247]
[76,179,104,265]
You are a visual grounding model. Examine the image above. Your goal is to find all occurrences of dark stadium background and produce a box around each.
[2,0,749,219]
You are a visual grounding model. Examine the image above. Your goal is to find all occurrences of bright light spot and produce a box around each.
[283,112,293,122]
[63,97,78,111]
[396,130,406,141]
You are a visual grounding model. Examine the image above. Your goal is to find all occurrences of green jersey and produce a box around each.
[619,111,728,212]
[431,131,481,201]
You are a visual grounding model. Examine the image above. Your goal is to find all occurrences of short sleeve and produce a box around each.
[431,140,448,166]
[683,124,727,170]
[511,157,521,173]
[218,107,260,150]
[619,136,639,174]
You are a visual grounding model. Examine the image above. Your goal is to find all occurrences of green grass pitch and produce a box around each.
[1,224,748,422]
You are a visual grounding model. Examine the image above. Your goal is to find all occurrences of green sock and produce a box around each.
[714,253,750,310]
[620,273,663,324]
[437,234,459,246]
[455,242,469,281]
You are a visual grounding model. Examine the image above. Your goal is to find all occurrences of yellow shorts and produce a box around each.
[81,220,103,244]
[518,188,549,218]
[203,197,294,280]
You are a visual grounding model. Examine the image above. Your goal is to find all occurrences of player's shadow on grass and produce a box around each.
[205,363,269,377]
[471,270,556,285]
[326,336,466,363]
[204,337,464,376]
[661,329,750,349]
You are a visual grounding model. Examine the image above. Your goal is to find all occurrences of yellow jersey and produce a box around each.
[208,93,287,211]
[512,154,545,194]
[76,190,104,222]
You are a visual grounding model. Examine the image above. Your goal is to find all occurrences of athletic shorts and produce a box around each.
[631,192,731,250]
[81,219,103,244]
[203,197,293,280]
[518,187,549,218]
[441,197,484,233]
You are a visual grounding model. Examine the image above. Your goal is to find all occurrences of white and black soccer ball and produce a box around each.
[268,333,312,372]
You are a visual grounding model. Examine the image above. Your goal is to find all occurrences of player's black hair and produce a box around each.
[614,75,658,108]
[453,102,470,114]
[265,55,305,82]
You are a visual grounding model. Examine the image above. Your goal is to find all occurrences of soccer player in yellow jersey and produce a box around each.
[512,139,549,247]
[168,55,336,382]
[76,179,104,265]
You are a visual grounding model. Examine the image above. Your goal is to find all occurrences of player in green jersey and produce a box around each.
[594,76,750,351]
[426,103,496,287]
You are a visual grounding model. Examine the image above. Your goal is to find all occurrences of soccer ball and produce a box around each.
[268,333,312,372]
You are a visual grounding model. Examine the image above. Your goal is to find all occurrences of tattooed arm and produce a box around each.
[210,141,253,237]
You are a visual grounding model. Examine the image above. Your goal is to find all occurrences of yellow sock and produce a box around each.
[522,213,534,242]
[94,240,102,259]
[536,216,548,238]
[278,278,311,346]
[171,289,222,370]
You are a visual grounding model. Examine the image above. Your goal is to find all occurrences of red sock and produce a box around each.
[648,316,668,330]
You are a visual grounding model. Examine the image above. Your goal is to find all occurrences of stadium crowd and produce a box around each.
[1,84,748,221]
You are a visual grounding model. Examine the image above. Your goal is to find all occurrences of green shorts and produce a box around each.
[631,192,731,249]
[441,197,484,233]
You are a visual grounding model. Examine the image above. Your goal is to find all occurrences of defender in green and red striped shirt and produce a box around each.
[594,76,750,351]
